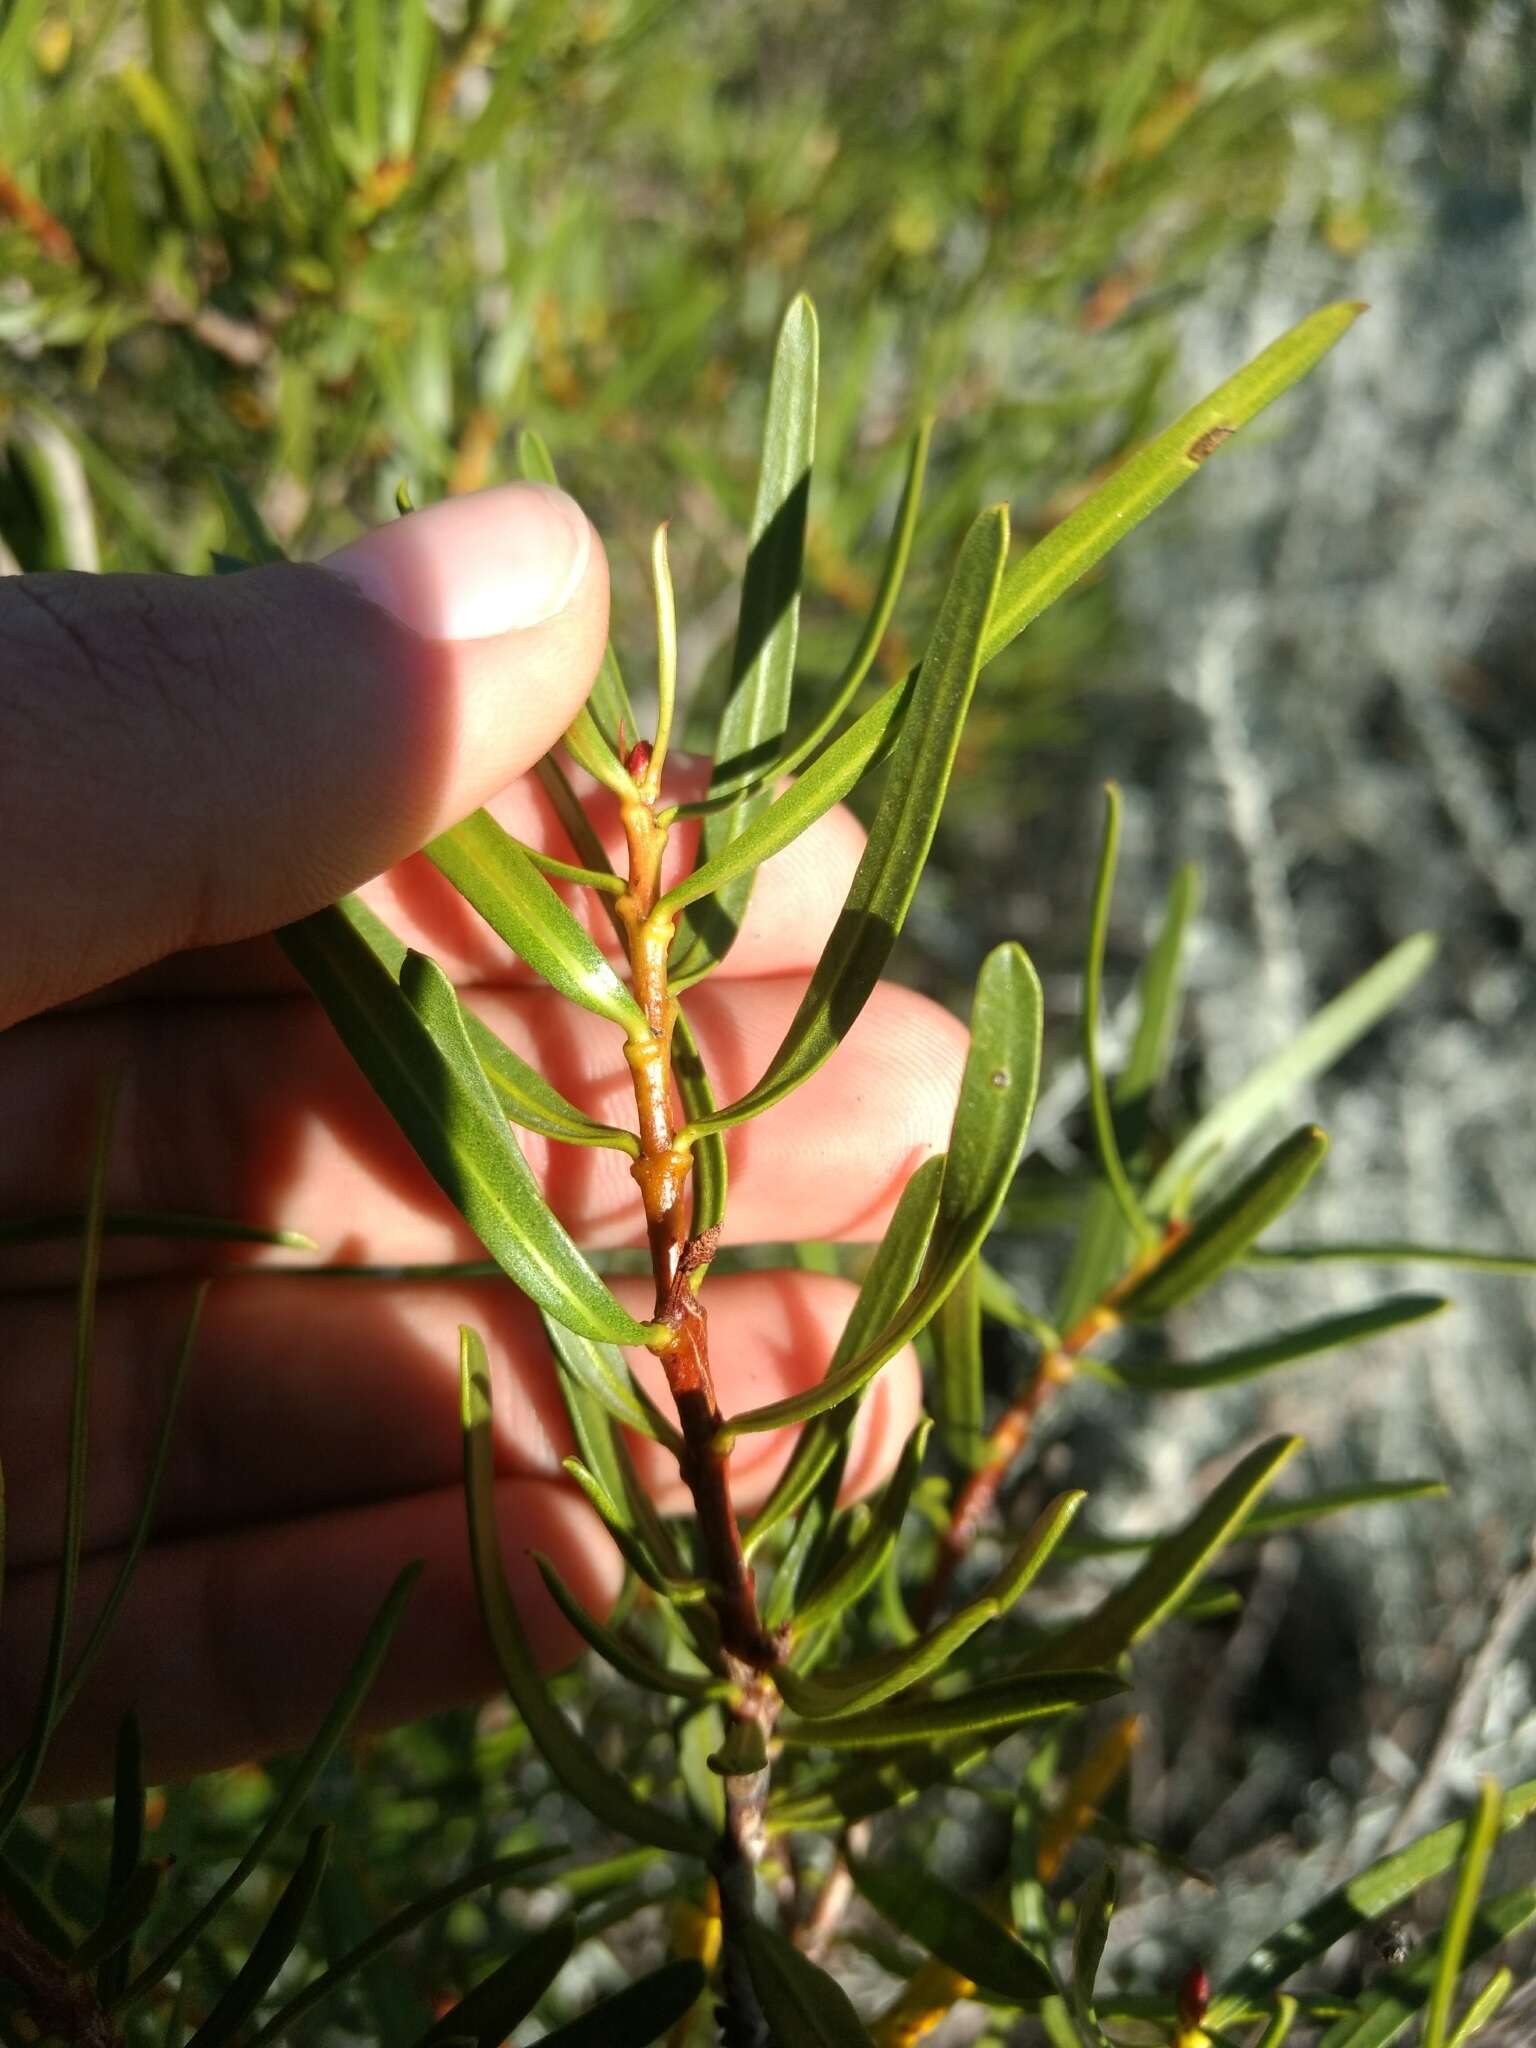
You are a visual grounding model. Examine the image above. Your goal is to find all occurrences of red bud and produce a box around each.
[626,738,653,780]
[1177,1962,1210,2029]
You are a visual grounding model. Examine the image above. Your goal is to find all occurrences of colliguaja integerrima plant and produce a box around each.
[7,295,1536,2047]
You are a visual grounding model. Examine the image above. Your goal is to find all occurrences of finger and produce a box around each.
[3,1272,922,1569]
[0,977,968,1283]
[79,756,869,1004]
[0,484,610,1028]
[0,1478,621,1800]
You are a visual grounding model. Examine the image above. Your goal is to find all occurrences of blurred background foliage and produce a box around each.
[11,0,1536,2030]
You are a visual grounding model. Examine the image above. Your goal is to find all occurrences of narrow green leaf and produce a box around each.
[246,1849,567,2048]
[562,702,641,800]
[795,1422,931,1635]
[744,1156,945,1556]
[534,1962,708,2048]
[689,506,1010,1131]
[1028,1437,1300,1671]
[1316,1890,1535,2048]
[670,294,819,980]
[1083,786,1152,1242]
[185,1825,332,2048]
[778,1491,1083,1718]
[74,1862,165,1974]
[978,1261,1061,1348]
[116,1569,420,2012]
[1445,1966,1513,2048]
[1208,1779,1536,2024]
[341,892,634,1154]
[1146,935,1435,1218]
[460,1330,707,1857]
[561,1457,710,1606]
[278,907,654,1346]
[94,1713,145,1998]
[658,672,910,919]
[740,1919,873,2047]
[980,303,1365,669]
[425,810,647,1034]
[1255,1998,1299,2048]
[1116,1127,1328,1321]
[1248,1240,1536,1275]
[351,0,380,161]
[778,1670,1124,1749]
[933,1255,985,1467]
[414,1919,574,2048]
[0,1076,115,1848]
[1424,1779,1502,2048]
[1093,1295,1447,1392]
[0,1211,315,1250]
[1066,1478,1449,1560]
[851,1855,1056,2000]
[1071,1864,1117,2023]
[212,465,285,562]
[1121,863,1200,1108]
[56,1287,203,1725]
[719,937,1040,1444]
[533,1556,724,1700]
[672,1000,726,1235]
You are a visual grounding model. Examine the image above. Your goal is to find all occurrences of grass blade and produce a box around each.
[670,294,819,981]
[1145,935,1435,1218]
[185,1825,332,2048]
[425,809,648,1034]
[460,1329,708,1856]
[115,1566,420,2011]
[1208,1779,1536,2024]
[688,506,1009,1133]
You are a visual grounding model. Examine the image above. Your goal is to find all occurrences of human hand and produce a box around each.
[0,484,966,1796]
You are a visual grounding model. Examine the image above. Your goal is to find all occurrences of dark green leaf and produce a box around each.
[278,906,654,1346]
[1028,1437,1300,1671]
[534,1962,708,2048]
[744,1156,945,1556]
[1066,1478,1449,1560]
[540,1317,682,1454]
[1082,785,1151,1243]
[673,1000,727,1235]
[341,892,634,1154]
[719,938,1040,1442]
[1145,935,1434,1218]
[460,1329,708,1856]
[414,1919,574,2048]
[1071,1864,1117,2023]
[1316,1888,1535,2048]
[116,1569,419,2010]
[93,1713,145,1997]
[670,294,819,980]
[185,1826,332,2048]
[851,1855,1056,2000]
[1207,1778,1536,2025]
[533,1555,724,1700]
[1115,1127,1328,1321]
[1092,1295,1447,1392]
[794,1422,931,1635]
[979,303,1364,669]
[425,809,647,1034]
[73,1861,164,1974]
[689,506,1010,1132]
[246,1849,567,2048]
[1249,1240,1536,1275]
[778,1670,1124,1749]
[0,1211,315,1250]
[932,1255,985,1467]
[741,1919,872,2047]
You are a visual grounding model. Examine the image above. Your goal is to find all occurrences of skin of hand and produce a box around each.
[0,483,968,1798]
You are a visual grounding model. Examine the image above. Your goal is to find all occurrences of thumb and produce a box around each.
[0,483,609,1027]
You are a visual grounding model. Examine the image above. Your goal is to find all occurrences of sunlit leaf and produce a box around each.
[851,1855,1056,2000]
[278,907,654,1346]
[1145,935,1435,1219]
[979,302,1365,669]
[688,506,1010,1131]
[1115,1127,1328,1321]
[1208,1777,1536,2024]
[1316,1889,1534,2048]
[778,1670,1123,1749]
[425,808,648,1034]
[460,1329,708,1857]
[540,1316,681,1454]
[1066,1477,1448,1560]
[1027,1437,1300,1671]
[671,294,819,979]
[932,1254,985,1467]
[1424,1779,1501,2048]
